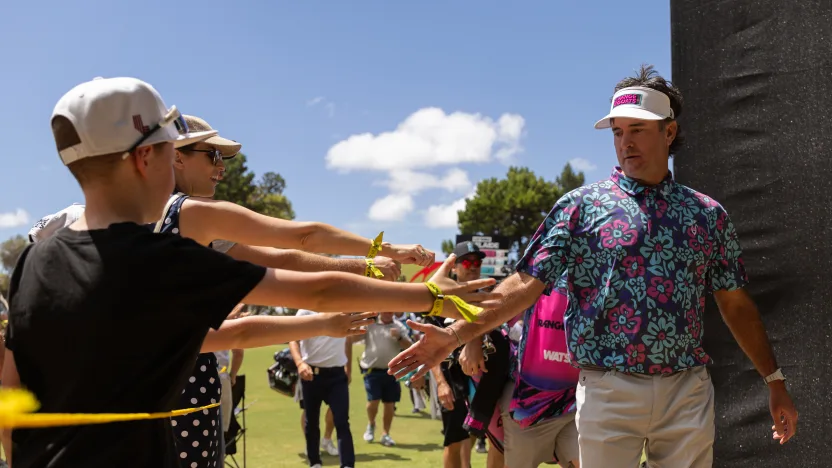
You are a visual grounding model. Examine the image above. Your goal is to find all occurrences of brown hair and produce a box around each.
[53,116,165,185]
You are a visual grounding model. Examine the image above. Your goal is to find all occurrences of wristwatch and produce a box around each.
[764,368,785,384]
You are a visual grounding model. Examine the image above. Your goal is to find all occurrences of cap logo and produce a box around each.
[467,242,475,252]
[132,115,150,134]
[613,93,643,108]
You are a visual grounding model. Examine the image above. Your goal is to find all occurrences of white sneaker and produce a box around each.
[380,434,396,447]
[321,438,339,456]
[363,423,375,442]
[311,465,322,468]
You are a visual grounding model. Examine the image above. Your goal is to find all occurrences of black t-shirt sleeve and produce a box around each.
[4,244,34,352]
[144,233,266,330]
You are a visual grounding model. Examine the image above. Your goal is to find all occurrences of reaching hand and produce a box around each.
[387,320,459,382]
[372,256,402,280]
[298,362,314,381]
[323,312,378,338]
[411,375,426,390]
[437,381,455,410]
[384,243,436,267]
[459,340,487,377]
[769,383,798,444]
[427,254,503,317]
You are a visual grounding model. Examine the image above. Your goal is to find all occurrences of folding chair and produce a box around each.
[224,375,256,468]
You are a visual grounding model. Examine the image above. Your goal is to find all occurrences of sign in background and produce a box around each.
[455,234,511,277]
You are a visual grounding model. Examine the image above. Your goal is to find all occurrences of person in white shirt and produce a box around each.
[289,309,355,468]
[358,313,422,447]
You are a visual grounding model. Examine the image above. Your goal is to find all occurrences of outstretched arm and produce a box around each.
[243,256,500,318]
[180,198,435,265]
[225,244,401,279]
[449,272,545,341]
[200,312,377,352]
[386,272,545,381]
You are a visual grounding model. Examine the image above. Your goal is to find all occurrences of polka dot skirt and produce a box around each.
[172,353,223,468]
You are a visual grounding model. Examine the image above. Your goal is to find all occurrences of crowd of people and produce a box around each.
[0,64,798,468]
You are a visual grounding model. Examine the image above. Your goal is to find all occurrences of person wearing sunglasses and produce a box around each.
[160,114,437,467]
[3,77,502,468]
[422,242,492,468]
[23,111,440,468]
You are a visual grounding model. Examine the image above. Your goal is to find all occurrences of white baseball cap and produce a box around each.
[51,77,218,165]
[594,86,675,129]
[28,204,86,242]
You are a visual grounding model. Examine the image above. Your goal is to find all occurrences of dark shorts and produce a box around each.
[363,369,401,403]
[441,399,471,447]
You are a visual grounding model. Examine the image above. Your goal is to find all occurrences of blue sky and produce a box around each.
[0,1,671,256]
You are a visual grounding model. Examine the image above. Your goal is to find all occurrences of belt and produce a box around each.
[579,364,688,376]
[310,366,346,375]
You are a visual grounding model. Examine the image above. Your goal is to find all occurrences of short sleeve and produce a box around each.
[708,210,749,291]
[145,234,267,330]
[515,194,577,294]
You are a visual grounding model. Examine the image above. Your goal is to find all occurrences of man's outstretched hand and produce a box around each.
[387,320,459,382]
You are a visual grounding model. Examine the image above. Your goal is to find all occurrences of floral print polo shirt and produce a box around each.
[517,167,748,374]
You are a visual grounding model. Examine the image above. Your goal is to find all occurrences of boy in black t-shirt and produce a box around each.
[1,77,499,468]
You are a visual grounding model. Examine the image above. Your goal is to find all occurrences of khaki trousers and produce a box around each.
[576,366,715,468]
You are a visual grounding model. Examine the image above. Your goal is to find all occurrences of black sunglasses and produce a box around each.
[185,148,225,166]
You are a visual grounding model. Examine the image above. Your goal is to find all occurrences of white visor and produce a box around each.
[594,86,674,129]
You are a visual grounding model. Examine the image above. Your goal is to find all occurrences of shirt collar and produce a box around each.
[610,166,674,196]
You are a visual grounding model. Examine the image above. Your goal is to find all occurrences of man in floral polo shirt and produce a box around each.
[388,65,798,468]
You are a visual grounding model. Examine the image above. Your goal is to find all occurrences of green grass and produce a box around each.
[237,345,456,467]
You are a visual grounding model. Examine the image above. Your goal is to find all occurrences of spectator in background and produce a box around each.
[358,313,421,447]
[428,241,494,468]
[289,309,355,468]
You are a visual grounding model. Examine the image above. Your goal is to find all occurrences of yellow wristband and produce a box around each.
[0,388,220,429]
[364,258,384,278]
[367,231,384,259]
[424,282,483,323]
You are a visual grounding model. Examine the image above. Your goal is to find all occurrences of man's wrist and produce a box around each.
[764,368,786,386]
[449,321,474,344]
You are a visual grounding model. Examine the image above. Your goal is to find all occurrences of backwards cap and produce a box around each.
[51,77,216,165]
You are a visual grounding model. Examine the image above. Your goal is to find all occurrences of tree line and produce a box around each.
[440,162,585,256]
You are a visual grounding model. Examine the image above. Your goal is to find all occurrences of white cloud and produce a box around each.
[424,196,469,229]
[568,157,598,172]
[0,209,29,229]
[325,107,525,172]
[306,96,324,106]
[307,96,336,118]
[368,194,414,222]
[380,168,472,195]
